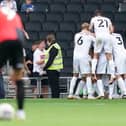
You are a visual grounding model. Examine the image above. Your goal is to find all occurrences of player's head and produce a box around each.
[81,22,90,31]
[32,41,39,51]
[26,0,32,4]
[46,33,56,46]
[94,9,102,16]
[38,40,46,50]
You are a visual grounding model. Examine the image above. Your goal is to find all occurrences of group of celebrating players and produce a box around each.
[68,10,126,100]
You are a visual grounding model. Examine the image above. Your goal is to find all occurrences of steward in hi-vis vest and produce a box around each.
[43,34,63,98]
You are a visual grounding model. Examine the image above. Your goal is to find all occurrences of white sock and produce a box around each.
[117,77,126,95]
[86,77,93,96]
[91,59,98,74]
[108,59,115,75]
[97,79,104,96]
[109,84,114,97]
[75,80,85,96]
[113,80,118,96]
[69,76,77,95]
[124,79,126,88]
[83,83,87,96]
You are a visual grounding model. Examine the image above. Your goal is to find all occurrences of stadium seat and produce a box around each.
[58,42,70,50]
[18,12,29,23]
[80,13,93,22]
[56,32,74,41]
[50,3,66,13]
[70,0,86,3]
[25,22,41,32]
[101,4,117,12]
[61,67,72,76]
[84,4,99,13]
[67,3,83,13]
[104,12,114,21]
[53,0,69,4]
[66,50,73,57]
[114,12,126,22]
[29,12,45,22]
[86,0,103,4]
[39,31,50,40]
[63,13,80,22]
[46,13,63,22]
[103,0,115,4]
[27,31,39,41]
[118,3,126,12]
[60,22,76,32]
[36,0,52,3]
[114,22,126,32]
[42,22,59,32]
[76,23,82,32]
[64,57,73,67]
[34,3,49,12]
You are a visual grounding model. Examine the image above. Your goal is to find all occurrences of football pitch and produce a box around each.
[0,99,126,126]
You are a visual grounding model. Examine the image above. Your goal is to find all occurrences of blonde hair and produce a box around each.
[81,22,89,30]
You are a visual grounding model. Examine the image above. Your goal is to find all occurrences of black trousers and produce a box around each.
[0,74,5,99]
[47,70,60,98]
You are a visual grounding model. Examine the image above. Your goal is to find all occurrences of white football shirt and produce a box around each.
[74,31,95,59]
[33,48,46,74]
[90,16,112,35]
[112,33,126,58]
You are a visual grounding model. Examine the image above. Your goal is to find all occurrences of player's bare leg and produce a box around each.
[105,53,115,84]
[11,68,26,120]
[68,73,79,99]
[91,53,98,76]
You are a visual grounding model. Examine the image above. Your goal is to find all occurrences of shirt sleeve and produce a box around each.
[44,46,58,70]
[33,50,41,65]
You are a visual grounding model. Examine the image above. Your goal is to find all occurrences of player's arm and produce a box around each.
[109,24,113,34]
[108,19,113,34]
[89,37,95,58]
[89,18,94,33]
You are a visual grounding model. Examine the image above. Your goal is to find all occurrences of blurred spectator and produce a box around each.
[21,0,34,13]
[32,40,48,98]
[25,42,38,78]
[0,0,17,11]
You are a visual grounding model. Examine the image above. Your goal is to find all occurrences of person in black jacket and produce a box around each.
[44,34,63,98]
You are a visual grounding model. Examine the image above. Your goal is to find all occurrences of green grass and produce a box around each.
[0,99,126,126]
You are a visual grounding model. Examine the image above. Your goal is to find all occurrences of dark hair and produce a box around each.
[46,34,56,43]
[94,9,103,16]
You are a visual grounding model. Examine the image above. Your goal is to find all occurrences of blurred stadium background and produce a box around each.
[1,0,126,98]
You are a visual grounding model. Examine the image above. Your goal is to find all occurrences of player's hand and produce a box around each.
[26,60,32,64]
[27,70,31,75]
